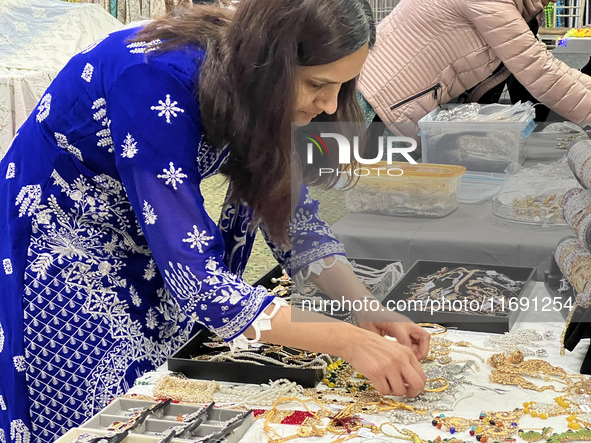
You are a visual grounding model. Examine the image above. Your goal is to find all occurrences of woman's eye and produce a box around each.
[309,83,322,90]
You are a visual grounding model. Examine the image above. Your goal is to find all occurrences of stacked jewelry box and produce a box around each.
[549,139,591,373]
[54,399,254,443]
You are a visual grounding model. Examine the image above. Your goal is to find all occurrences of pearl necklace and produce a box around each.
[208,351,329,370]
[214,379,303,406]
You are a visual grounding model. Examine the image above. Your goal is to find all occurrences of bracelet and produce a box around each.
[417,323,447,336]
[424,378,449,393]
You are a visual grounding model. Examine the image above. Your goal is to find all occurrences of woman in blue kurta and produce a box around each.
[0,2,429,442]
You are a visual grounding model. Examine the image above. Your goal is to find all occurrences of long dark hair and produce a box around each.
[132,0,375,246]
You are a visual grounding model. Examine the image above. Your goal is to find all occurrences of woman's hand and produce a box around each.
[355,310,431,361]
[342,331,427,397]
[254,305,427,397]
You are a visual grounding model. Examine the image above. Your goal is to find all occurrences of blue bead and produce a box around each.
[512,423,518,427]
[472,427,477,431]
[440,414,445,418]
[450,428,456,434]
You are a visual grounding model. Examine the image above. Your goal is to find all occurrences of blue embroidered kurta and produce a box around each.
[0,28,346,443]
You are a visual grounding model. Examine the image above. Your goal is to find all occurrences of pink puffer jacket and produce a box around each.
[358,0,591,124]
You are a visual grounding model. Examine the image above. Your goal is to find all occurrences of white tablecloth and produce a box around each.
[0,0,122,157]
[121,282,590,442]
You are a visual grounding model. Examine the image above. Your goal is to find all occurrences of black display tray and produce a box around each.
[168,328,323,387]
[169,257,402,387]
[382,260,537,333]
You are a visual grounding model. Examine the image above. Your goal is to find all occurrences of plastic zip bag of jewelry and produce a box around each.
[492,157,582,226]
[426,102,534,123]
[539,122,588,150]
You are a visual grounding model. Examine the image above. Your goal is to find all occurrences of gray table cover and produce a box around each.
[331,133,575,280]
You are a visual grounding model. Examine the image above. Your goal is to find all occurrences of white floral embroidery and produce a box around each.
[92,98,106,109]
[0,429,4,443]
[82,35,108,54]
[0,322,4,352]
[13,355,26,372]
[143,201,157,225]
[143,258,157,281]
[36,93,51,123]
[81,63,94,82]
[182,226,214,253]
[2,258,12,275]
[15,184,41,218]
[154,287,186,339]
[6,162,15,179]
[157,162,187,190]
[151,94,185,124]
[92,99,113,153]
[121,133,138,158]
[0,395,5,411]
[54,133,83,161]
[10,420,29,443]
[146,308,158,329]
[130,285,141,307]
[163,258,270,338]
[126,39,161,54]
[24,170,190,426]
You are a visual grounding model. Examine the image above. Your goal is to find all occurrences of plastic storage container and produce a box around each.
[458,171,507,204]
[344,162,466,218]
[418,104,535,173]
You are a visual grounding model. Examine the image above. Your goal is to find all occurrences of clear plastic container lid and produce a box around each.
[359,161,466,179]
[458,172,508,204]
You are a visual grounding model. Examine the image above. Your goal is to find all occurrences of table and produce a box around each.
[0,0,122,157]
[552,37,591,70]
[331,134,575,281]
[114,283,589,443]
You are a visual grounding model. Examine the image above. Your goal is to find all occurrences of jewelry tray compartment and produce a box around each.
[69,399,253,443]
[381,260,537,333]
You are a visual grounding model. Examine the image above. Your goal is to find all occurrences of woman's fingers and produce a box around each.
[401,364,425,398]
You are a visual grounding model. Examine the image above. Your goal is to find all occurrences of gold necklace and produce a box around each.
[489,370,565,392]
[380,423,426,443]
[152,375,219,403]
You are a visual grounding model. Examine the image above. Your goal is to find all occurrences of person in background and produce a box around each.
[358,0,591,129]
[0,1,429,442]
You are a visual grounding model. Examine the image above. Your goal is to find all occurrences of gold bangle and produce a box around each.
[417,323,447,336]
[424,378,449,392]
